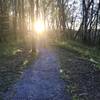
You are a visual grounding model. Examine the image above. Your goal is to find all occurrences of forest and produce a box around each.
[0,0,100,100]
[0,0,100,44]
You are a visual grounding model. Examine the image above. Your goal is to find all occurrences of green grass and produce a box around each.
[0,41,36,99]
[55,40,100,68]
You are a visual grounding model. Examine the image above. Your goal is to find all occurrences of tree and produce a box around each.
[0,0,10,42]
[75,0,100,45]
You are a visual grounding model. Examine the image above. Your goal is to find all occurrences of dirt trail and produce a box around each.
[3,48,71,100]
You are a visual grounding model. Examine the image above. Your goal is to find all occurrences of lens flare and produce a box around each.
[34,20,44,33]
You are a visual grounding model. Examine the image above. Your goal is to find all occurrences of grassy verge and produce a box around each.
[0,41,36,98]
[55,40,100,68]
[56,41,100,100]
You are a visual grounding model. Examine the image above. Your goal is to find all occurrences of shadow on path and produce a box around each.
[3,48,71,100]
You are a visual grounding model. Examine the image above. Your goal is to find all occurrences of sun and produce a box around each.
[34,20,44,33]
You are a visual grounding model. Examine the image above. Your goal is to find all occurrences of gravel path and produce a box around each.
[3,48,71,100]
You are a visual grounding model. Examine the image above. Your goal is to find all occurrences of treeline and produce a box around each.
[75,0,100,45]
[49,0,100,45]
[0,0,100,46]
[0,0,39,42]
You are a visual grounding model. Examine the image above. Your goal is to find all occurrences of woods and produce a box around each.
[0,0,100,100]
[0,0,99,46]
[75,0,100,45]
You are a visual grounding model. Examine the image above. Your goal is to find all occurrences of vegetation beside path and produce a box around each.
[0,41,36,99]
[55,41,100,100]
[56,40,100,69]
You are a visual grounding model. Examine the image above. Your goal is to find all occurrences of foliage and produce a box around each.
[56,40,100,68]
[57,46,100,100]
[0,41,36,96]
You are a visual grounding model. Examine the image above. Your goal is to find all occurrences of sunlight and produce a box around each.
[34,20,44,33]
